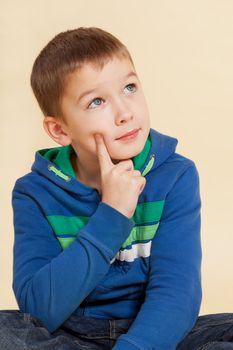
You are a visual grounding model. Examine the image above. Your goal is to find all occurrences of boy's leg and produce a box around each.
[177,313,233,350]
[0,310,134,350]
[0,310,109,350]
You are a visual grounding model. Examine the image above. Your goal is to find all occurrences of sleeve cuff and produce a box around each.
[78,202,135,256]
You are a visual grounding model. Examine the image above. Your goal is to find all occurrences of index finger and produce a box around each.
[94,133,113,173]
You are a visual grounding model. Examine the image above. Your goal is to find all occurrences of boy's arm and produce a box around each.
[12,183,134,333]
[112,162,202,350]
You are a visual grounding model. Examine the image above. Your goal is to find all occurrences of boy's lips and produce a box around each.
[116,128,140,140]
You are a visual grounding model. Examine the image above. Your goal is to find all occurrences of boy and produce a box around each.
[1,27,232,350]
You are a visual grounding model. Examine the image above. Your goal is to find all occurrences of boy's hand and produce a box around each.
[94,133,146,219]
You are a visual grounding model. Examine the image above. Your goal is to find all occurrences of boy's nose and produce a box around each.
[114,100,133,125]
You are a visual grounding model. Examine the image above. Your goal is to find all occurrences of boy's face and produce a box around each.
[60,56,151,163]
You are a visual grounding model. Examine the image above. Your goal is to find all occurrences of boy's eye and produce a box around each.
[87,83,137,109]
[88,98,103,109]
[124,83,137,94]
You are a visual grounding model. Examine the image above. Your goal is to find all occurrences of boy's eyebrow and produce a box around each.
[78,71,138,102]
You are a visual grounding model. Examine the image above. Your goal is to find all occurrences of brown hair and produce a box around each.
[30,27,134,119]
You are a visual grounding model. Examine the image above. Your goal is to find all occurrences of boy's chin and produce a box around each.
[111,149,142,164]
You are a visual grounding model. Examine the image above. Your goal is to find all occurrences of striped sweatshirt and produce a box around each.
[12,127,202,350]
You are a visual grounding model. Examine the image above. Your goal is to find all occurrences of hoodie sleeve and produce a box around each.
[12,183,134,333]
[112,162,202,350]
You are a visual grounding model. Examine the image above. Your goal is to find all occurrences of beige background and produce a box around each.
[1,1,233,315]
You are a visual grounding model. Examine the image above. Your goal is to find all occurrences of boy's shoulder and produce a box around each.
[12,145,70,194]
[149,128,198,173]
[166,152,197,169]
[13,171,44,195]
[154,149,199,180]
[163,152,200,189]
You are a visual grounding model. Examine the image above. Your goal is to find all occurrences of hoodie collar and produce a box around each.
[48,131,153,179]
[35,128,178,189]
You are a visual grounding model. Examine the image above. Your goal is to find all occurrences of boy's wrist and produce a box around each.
[78,201,134,257]
[101,200,132,219]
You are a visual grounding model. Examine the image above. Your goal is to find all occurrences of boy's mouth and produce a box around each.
[116,128,140,140]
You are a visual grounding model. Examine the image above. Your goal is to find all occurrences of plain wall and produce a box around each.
[1,0,233,315]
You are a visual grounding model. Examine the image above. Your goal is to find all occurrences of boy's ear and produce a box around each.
[43,116,71,146]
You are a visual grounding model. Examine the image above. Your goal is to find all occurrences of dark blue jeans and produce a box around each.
[177,313,233,350]
[0,310,134,349]
[1,310,233,349]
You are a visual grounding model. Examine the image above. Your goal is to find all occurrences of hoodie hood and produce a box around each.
[32,128,178,194]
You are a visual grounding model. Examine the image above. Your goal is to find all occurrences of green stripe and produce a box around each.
[47,200,164,236]
[57,237,76,249]
[57,223,160,250]
[47,215,89,235]
[133,200,165,223]
[121,222,160,249]
[47,200,165,250]
[47,201,164,236]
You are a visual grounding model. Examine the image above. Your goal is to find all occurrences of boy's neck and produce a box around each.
[70,152,102,194]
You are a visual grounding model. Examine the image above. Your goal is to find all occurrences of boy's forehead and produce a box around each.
[67,57,138,93]
[81,55,135,75]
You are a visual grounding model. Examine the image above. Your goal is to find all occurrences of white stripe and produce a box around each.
[110,241,152,264]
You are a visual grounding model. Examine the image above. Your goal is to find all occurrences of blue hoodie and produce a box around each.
[12,128,202,350]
